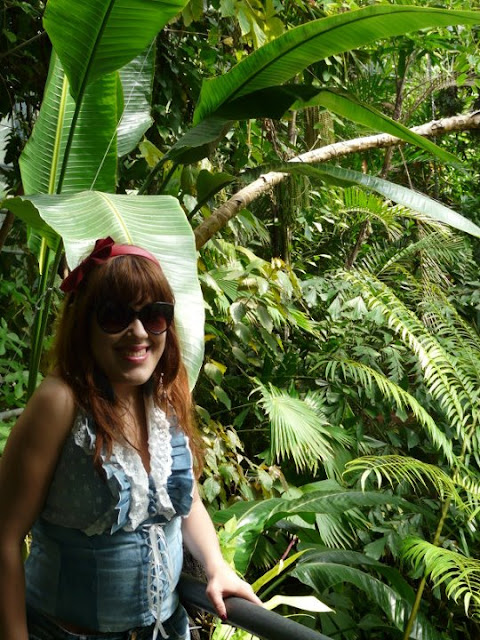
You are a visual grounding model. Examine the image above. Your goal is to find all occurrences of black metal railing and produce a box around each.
[178,573,334,640]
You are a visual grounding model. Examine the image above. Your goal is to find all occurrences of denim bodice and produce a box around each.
[25,398,194,637]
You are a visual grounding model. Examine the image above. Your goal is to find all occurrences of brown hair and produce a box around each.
[51,254,203,473]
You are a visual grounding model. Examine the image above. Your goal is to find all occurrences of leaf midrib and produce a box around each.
[211,7,477,112]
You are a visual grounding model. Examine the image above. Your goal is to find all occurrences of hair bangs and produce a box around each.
[94,255,174,307]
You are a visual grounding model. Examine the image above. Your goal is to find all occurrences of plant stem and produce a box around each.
[258,573,287,600]
[27,242,63,398]
[138,156,168,195]
[402,496,451,639]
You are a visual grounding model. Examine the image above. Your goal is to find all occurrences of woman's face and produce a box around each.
[90,299,167,396]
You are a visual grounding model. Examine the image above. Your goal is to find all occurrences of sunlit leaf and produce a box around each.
[44,0,189,100]
[3,192,204,388]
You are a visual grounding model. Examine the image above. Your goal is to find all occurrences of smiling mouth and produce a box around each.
[123,347,149,358]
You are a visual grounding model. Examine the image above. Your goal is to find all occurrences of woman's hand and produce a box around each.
[182,485,263,620]
[205,562,263,620]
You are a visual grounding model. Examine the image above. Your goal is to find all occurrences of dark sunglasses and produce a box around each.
[96,301,174,335]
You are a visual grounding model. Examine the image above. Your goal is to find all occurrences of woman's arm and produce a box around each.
[0,376,76,640]
[181,484,262,619]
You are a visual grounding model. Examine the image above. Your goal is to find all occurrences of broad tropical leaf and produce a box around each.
[251,551,306,593]
[3,192,204,388]
[1,199,58,249]
[167,117,233,164]
[195,171,235,209]
[264,594,332,613]
[294,88,458,166]
[117,43,155,157]
[214,489,417,573]
[283,164,480,238]
[292,551,445,640]
[19,53,117,195]
[194,5,480,124]
[43,0,189,100]
[170,82,458,165]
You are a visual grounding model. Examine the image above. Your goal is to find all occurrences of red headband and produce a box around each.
[60,237,160,293]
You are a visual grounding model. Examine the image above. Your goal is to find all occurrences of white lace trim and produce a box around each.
[145,522,174,640]
[71,400,175,532]
[146,398,175,522]
[111,438,150,531]
[72,411,93,452]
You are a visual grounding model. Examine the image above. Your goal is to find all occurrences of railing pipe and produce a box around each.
[178,573,333,640]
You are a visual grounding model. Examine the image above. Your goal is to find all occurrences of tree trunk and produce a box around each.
[194,112,480,249]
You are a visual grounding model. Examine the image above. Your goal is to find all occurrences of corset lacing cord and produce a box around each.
[145,524,174,640]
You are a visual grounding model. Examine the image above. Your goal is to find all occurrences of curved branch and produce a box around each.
[194,112,480,249]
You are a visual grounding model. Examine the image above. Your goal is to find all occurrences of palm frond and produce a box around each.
[344,455,471,513]
[420,293,480,401]
[340,187,404,240]
[315,512,356,548]
[402,537,480,619]
[255,382,351,473]
[325,358,455,463]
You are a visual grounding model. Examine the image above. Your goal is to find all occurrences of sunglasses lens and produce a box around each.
[140,303,173,335]
[96,302,132,334]
[96,301,174,334]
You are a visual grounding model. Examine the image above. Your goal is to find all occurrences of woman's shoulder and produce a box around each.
[34,372,75,406]
[24,374,77,438]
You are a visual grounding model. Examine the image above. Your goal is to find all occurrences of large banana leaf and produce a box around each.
[292,552,445,640]
[283,164,480,238]
[117,43,155,157]
[19,53,117,195]
[194,5,480,124]
[293,88,458,166]
[3,192,204,389]
[43,0,189,100]
[170,83,457,165]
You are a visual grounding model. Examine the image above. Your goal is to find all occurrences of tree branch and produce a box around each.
[194,112,480,250]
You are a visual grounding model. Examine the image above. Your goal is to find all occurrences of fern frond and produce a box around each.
[342,270,475,447]
[325,358,455,463]
[402,537,480,619]
[371,229,458,282]
[421,294,480,389]
[344,455,470,512]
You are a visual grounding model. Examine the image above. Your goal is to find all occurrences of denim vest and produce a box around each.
[25,398,194,637]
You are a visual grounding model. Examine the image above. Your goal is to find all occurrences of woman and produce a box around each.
[0,237,261,640]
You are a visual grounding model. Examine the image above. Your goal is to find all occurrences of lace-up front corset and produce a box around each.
[25,398,194,634]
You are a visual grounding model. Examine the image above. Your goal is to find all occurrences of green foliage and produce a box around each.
[3,1,480,638]
[292,550,444,640]
[255,381,352,473]
[345,455,470,514]
[402,538,480,619]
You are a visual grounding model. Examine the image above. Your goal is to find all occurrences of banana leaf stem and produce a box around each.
[27,242,64,398]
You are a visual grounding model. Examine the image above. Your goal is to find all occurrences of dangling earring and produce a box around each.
[160,372,168,404]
